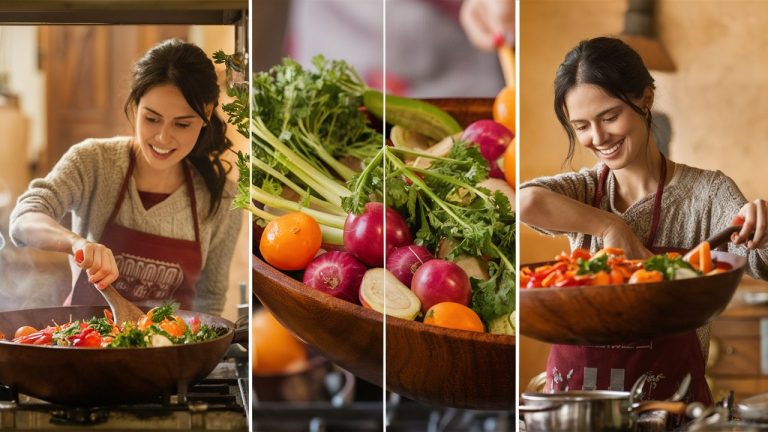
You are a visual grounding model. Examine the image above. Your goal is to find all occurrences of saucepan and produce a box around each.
[520,374,706,432]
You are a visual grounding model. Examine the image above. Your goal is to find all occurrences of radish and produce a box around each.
[461,119,514,179]
[386,245,434,287]
[302,251,367,304]
[359,268,421,320]
[343,202,412,267]
[411,259,472,313]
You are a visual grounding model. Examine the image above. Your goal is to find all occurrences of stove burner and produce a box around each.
[0,361,247,430]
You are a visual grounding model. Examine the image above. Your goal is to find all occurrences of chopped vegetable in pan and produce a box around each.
[521,246,732,289]
[3,305,225,348]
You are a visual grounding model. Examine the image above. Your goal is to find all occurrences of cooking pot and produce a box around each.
[0,305,247,405]
[521,375,704,432]
[685,393,768,431]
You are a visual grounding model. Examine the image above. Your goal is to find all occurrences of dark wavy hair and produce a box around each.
[554,37,655,165]
[124,38,232,216]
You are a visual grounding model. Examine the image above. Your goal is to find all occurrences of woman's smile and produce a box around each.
[593,138,624,159]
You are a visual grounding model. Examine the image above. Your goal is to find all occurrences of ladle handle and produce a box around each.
[632,400,687,415]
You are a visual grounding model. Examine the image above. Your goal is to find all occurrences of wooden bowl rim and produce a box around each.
[252,254,516,345]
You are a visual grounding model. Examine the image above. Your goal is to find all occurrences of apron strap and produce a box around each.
[582,154,667,250]
[109,148,201,244]
[106,150,136,226]
[182,161,201,244]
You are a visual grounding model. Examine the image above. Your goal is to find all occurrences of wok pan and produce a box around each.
[0,305,243,405]
[520,250,747,345]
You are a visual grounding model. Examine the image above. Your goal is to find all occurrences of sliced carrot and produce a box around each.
[609,268,625,285]
[666,252,681,259]
[601,247,625,256]
[629,269,664,284]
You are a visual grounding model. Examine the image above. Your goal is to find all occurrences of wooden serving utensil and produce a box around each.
[496,39,515,87]
[99,285,146,325]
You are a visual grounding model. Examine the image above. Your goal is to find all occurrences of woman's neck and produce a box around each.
[132,147,185,194]
[612,147,673,211]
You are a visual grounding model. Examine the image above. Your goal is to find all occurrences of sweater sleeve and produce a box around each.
[193,185,244,316]
[712,172,768,279]
[9,141,98,246]
[519,166,600,238]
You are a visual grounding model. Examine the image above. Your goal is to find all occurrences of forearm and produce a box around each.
[519,186,622,238]
[11,212,83,254]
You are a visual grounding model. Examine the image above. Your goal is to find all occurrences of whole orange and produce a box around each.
[252,308,308,374]
[493,86,516,134]
[503,137,516,188]
[259,212,322,271]
[423,302,484,332]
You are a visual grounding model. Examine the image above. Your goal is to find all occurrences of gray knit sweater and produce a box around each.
[521,162,768,357]
[9,137,242,315]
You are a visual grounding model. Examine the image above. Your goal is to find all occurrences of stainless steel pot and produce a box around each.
[521,391,700,432]
[521,390,633,432]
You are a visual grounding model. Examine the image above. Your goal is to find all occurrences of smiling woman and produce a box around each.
[8,39,242,316]
[519,36,768,411]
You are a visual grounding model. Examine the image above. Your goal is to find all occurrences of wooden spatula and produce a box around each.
[75,248,146,325]
[99,285,146,325]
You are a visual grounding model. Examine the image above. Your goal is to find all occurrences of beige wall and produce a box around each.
[193,26,250,323]
[520,0,768,392]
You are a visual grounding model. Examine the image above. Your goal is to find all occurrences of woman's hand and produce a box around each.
[459,0,515,51]
[732,199,768,249]
[72,238,119,289]
[600,217,653,260]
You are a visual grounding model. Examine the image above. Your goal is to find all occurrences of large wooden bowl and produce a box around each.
[252,97,516,410]
[252,255,516,410]
[520,251,747,345]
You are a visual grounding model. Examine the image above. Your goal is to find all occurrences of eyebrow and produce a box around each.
[569,105,622,123]
[142,107,198,120]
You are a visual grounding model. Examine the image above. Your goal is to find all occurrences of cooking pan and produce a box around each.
[520,390,706,432]
[520,250,747,345]
[0,305,245,405]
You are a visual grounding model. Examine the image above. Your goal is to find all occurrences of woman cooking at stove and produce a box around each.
[520,37,768,406]
[9,39,241,316]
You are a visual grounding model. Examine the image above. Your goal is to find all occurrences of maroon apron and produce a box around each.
[546,155,713,407]
[65,151,203,311]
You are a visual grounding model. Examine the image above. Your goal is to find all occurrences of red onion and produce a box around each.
[302,251,367,304]
[411,259,472,313]
[343,202,413,267]
[386,245,434,288]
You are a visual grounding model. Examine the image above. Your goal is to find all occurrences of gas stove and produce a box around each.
[252,382,513,432]
[0,358,248,431]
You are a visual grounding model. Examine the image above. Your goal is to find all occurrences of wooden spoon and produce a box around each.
[99,285,146,325]
[75,249,145,325]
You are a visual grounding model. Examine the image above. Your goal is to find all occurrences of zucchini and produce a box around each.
[363,89,462,141]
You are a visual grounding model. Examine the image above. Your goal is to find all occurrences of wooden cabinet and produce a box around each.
[707,278,768,403]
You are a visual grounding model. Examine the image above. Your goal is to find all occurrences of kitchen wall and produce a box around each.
[520,0,768,392]
[192,26,250,322]
[0,25,249,323]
